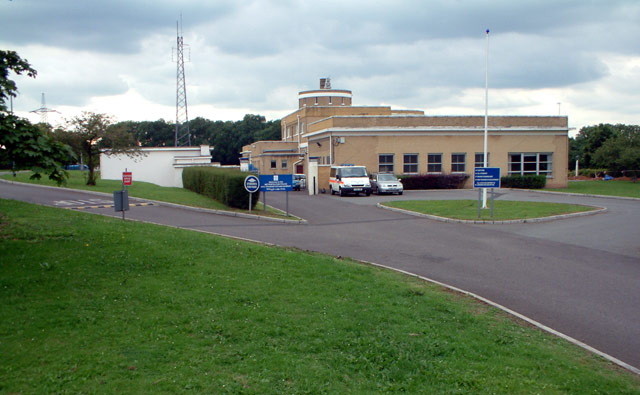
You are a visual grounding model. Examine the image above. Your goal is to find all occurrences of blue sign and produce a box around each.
[259,174,293,192]
[244,175,260,193]
[474,167,501,188]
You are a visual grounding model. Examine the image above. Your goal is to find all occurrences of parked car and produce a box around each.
[293,174,306,191]
[64,164,89,171]
[370,173,403,195]
[329,165,372,196]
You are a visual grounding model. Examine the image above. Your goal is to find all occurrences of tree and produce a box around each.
[1,50,73,184]
[112,114,282,166]
[64,112,141,185]
[0,113,74,185]
[1,50,37,112]
[591,125,640,174]
[570,124,619,169]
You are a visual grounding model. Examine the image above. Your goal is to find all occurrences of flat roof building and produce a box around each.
[242,79,569,192]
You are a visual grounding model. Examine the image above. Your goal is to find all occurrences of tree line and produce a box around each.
[112,115,280,165]
[1,50,281,185]
[569,124,640,175]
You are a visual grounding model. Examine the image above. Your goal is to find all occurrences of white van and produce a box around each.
[329,165,372,196]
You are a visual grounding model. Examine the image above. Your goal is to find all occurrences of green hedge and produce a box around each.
[398,174,469,190]
[500,175,547,189]
[182,167,259,210]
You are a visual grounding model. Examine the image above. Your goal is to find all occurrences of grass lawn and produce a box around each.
[1,171,291,218]
[549,180,640,198]
[1,200,638,393]
[383,200,596,221]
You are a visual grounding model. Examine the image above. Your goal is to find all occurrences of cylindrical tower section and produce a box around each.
[298,78,352,108]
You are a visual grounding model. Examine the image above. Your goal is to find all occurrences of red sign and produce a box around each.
[122,172,132,186]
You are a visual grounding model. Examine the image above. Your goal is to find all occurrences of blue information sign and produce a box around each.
[244,175,260,193]
[474,167,501,188]
[259,174,293,192]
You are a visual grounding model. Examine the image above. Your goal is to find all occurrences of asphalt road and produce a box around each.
[1,180,639,372]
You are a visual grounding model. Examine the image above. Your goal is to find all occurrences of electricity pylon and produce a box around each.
[173,17,191,147]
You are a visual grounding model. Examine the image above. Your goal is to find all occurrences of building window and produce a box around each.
[509,153,553,176]
[403,154,418,174]
[475,153,490,168]
[427,153,442,173]
[270,160,277,169]
[379,154,394,173]
[329,96,332,105]
[281,160,288,169]
[314,97,318,105]
[451,153,466,173]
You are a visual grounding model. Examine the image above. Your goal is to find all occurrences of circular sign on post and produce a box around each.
[244,175,260,193]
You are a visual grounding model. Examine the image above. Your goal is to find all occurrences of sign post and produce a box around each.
[259,174,294,217]
[244,175,260,213]
[114,170,132,220]
[474,167,500,218]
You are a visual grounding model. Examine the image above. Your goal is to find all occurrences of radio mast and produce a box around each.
[173,16,191,146]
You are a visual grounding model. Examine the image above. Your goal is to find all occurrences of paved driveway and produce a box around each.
[1,180,639,371]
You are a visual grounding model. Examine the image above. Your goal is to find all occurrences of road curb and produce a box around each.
[510,188,640,201]
[357,258,640,376]
[377,202,607,224]
[0,178,307,224]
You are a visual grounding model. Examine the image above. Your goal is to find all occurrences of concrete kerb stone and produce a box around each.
[376,202,607,224]
[0,178,307,224]
[356,257,640,376]
[511,187,640,202]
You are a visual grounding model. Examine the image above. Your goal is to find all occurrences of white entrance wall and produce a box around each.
[100,145,213,188]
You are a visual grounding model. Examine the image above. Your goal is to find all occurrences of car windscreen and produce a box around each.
[341,167,367,177]
[378,174,397,181]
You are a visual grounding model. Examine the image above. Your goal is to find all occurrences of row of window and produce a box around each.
[378,152,552,176]
[270,159,288,170]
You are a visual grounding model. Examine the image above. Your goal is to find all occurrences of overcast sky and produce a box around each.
[2,0,639,134]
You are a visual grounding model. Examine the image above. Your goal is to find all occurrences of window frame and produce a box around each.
[508,153,553,177]
[270,159,277,169]
[475,153,490,168]
[451,153,466,173]
[379,154,394,173]
[427,153,442,174]
[403,153,419,174]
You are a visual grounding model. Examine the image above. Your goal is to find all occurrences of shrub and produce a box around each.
[500,175,547,189]
[398,173,469,190]
[183,167,259,209]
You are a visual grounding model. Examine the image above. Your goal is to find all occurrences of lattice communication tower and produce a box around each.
[173,18,191,146]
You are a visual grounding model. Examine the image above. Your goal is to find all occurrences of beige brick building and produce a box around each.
[241,79,569,192]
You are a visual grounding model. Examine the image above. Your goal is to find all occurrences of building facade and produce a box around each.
[241,79,569,192]
[100,145,214,188]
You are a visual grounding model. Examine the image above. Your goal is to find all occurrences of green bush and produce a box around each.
[500,175,547,189]
[183,167,259,209]
[398,173,469,190]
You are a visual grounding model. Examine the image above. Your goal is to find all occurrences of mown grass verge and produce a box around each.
[1,200,638,392]
[383,200,596,221]
[0,171,292,218]
[549,180,640,199]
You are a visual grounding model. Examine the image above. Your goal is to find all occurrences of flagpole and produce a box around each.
[483,29,490,209]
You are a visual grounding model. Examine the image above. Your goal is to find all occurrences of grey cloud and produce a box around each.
[0,0,235,54]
